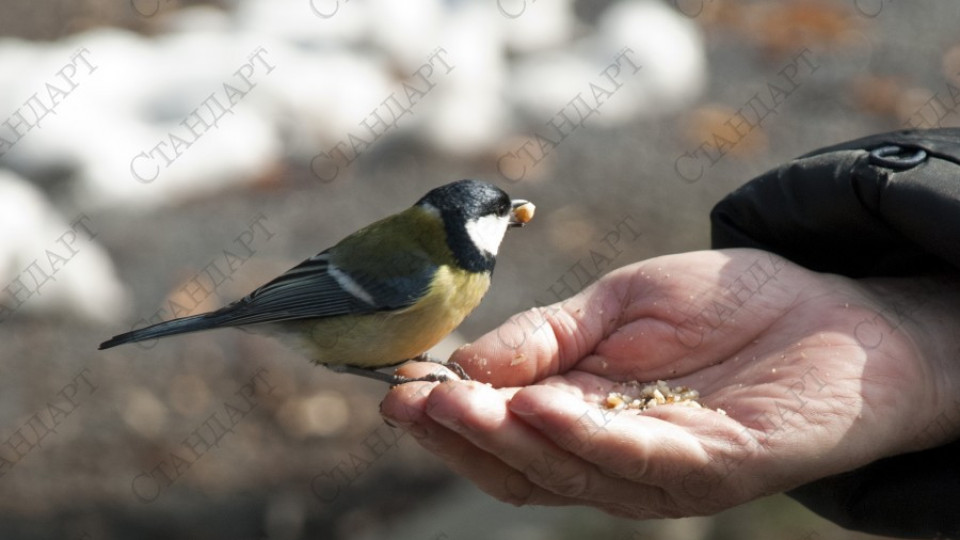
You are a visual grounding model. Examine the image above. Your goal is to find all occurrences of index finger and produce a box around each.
[450,265,635,387]
[452,249,800,387]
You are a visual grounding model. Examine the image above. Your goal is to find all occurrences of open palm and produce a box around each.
[381,249,960,519]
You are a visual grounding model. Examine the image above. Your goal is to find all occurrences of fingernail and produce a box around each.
[508,397,536,417]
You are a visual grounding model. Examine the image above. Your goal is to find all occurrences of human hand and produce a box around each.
[381,249,960,519]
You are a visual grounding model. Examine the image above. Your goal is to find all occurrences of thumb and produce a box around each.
[450,268,631,387]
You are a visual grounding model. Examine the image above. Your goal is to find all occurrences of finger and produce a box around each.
[380,374,580,507]
[451,249,799,387]
[580,249,802,381]
[422,379,649,506]
[402,419,584,508]
[450,266,636,387]
[380,369,438,429]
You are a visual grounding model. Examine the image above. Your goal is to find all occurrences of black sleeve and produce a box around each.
[710,128,960,538]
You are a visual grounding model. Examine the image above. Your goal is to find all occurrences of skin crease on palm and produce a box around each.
[380,248,960,519]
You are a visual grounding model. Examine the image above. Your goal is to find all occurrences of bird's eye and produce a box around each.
[498,201,511,216]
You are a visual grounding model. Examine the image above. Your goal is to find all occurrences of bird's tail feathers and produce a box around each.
[98,311,233,350]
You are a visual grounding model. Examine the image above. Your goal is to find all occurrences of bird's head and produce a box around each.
[417,179,534,273]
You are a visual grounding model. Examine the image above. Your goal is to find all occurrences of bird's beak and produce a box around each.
[509,199,535,228]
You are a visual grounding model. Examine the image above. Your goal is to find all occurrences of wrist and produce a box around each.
[860,273,960,451]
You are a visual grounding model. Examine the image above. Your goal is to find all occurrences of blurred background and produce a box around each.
[0,0,957,538]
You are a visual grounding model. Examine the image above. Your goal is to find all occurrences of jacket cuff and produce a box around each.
[711,128,960,277]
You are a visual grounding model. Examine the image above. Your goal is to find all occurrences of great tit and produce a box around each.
[99,179,535,385]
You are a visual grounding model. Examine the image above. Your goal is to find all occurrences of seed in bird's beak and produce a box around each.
[509,200,535,227]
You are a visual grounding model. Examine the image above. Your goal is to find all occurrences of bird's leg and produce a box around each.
[327,364,457,386]
[409,353,471,381]
[326,352,472,386]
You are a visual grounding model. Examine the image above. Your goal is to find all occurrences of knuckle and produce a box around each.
[499,471,535,506]
[526,460,591,499]
[547,471,590,498]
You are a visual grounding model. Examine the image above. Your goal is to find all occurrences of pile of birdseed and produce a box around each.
[603,380,726,414]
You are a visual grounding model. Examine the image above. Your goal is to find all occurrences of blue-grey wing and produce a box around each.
[209,251,434,326]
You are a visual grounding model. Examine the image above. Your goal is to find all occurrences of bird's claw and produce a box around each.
[410,353,471,381]
[329,354,471,386]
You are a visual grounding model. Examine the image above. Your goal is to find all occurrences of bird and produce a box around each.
[99,179,535,385]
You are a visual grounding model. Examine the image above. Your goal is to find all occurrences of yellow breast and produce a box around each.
[278,267,491,368]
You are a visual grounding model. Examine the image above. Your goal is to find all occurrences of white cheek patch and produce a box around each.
[464,214,510,256]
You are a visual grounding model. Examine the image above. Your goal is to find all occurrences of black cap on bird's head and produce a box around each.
[417,179,512,222]
[417,179,533,273]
